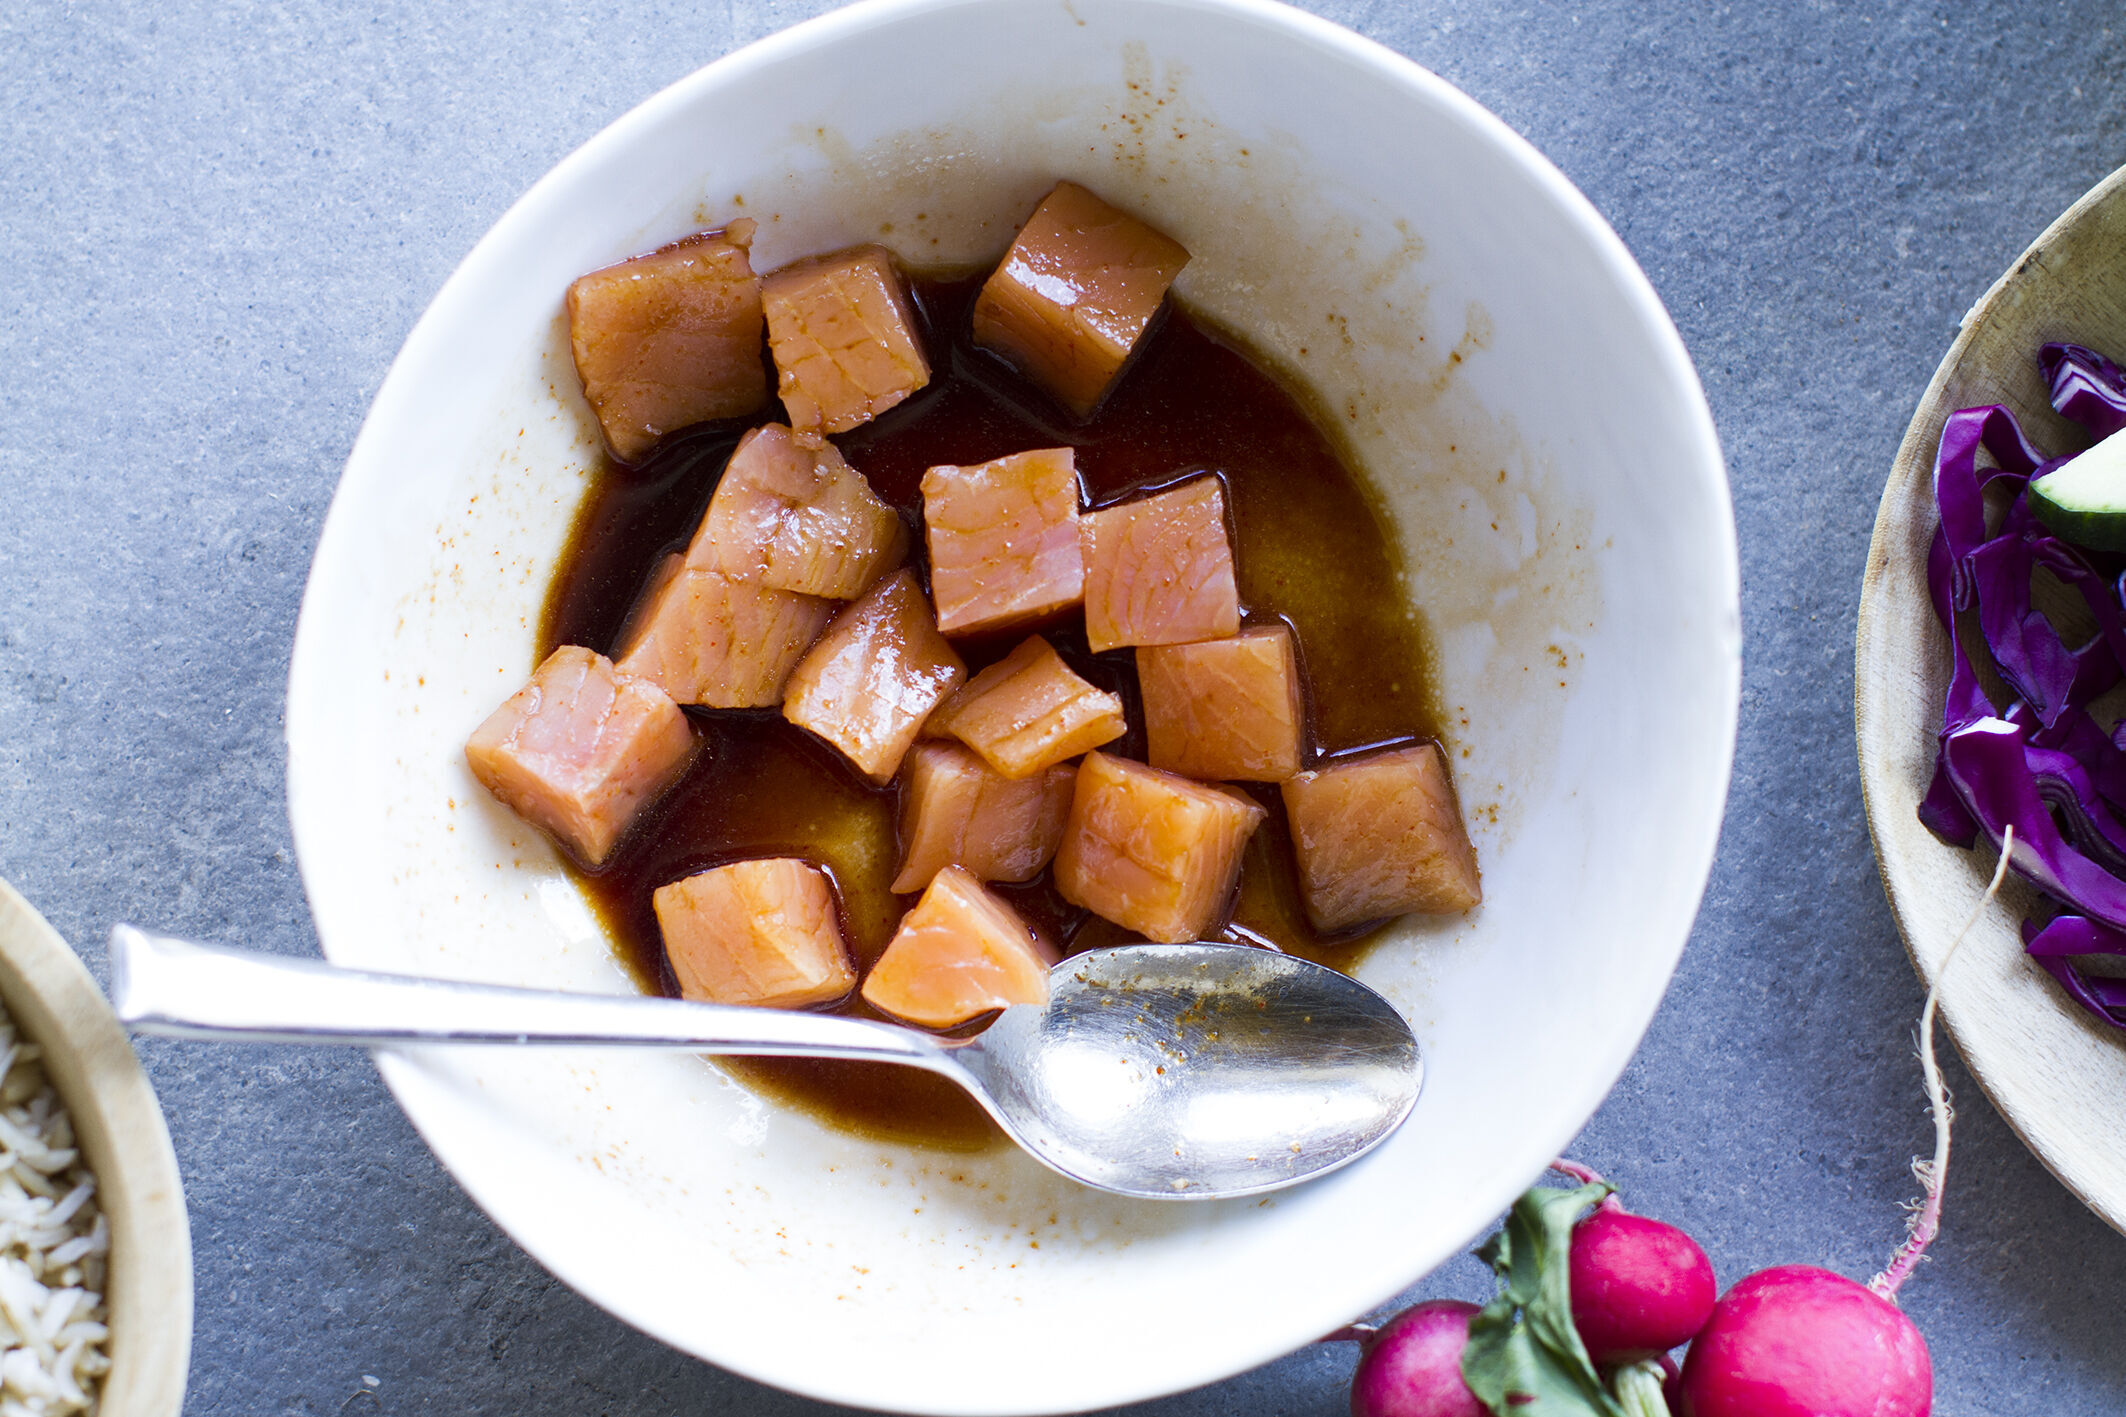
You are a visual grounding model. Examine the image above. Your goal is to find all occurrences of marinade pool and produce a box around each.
[539,272,1443,1147]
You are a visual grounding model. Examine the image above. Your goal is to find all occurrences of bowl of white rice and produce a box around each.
[0,881,189,1416]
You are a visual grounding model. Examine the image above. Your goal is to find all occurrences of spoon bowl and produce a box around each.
[109,928,1418,1200]
[964,946,1420,1197]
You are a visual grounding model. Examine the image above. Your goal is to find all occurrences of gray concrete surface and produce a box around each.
[4,0,2125,1411]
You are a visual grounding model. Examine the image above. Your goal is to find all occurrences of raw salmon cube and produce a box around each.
[921,447,1084,635]
[1139,625,1306,782]
[925,635,1126,779]
[567,223,769,463]
[1053,751,1265,943]
[971,182,1190,416]
[687,423,908,599]
[1079,477,1241,652]
[465,646,698,867]
[653,858,855,1009]
[861,866,1057,1029]
[761,245,931,439]
[1281,743,1482,931]
[892,741,1075,893]
[614,554,834,709]
[783,569,966,783]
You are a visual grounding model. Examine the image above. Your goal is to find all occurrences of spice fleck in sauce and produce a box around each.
[539,274,1441,1149]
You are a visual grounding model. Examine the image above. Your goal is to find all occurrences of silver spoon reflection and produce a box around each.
[108,926,1419,1199]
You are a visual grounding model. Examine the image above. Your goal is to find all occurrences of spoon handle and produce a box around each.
[107,926,950,1069]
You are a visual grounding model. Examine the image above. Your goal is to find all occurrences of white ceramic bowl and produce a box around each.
[285,1,1738,1410]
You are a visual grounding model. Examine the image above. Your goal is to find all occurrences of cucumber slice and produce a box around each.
[2028,427,2126,552]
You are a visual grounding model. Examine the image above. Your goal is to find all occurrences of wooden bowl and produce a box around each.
[1857,163,2126,1236]
[0,880,191,1414]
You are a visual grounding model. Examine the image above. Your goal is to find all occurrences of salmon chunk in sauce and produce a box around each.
[687,423,908,599]
[1053,750,1266,943]
[861,866,1058,1029]
[971,182,1190,417]
[1079,476,1242,652]
[892,741,1074,894]
[1139,625,1307,782]
[566,223,768,464]
[464,646,698,868]
[783,569,966,783]
[921,447,1085,636]
[614,554,834,709]
[925,635,1126,779]
[761,245,931,440]
[1280,743,1482,931]
[653,858,856,1009]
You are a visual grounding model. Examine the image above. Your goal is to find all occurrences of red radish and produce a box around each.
[1669,830,2015,1417]
[1347,1300,1485,1417]
[1564,1197,1717,1364]
[1333,834,2011,1417]
[1677,1266,1930,1417]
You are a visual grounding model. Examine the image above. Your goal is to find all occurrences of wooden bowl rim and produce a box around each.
[0,880,192,1415]
[1857,161,2126,1236]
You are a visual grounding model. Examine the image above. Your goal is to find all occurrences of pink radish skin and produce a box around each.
[1678,1265,1931,1417]
[1569,1207,1718,1364]
[1348,1300,1485,1417]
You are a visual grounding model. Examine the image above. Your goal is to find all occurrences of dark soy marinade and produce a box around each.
[539,274,1441,1149]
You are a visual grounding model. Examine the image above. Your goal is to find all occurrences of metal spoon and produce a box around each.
[109,926,1419,1200]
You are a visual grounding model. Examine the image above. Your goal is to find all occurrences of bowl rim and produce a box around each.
[286,0,1738,1407]
[0,879,192,1417]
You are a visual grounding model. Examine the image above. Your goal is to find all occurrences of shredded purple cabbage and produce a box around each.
[2023,917,2126,1027]
[1921,342,2126,1028]
[2042,343,2126,441]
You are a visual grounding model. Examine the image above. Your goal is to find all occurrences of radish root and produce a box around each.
[1319,1323,1377,1344]
[1550,1156,1624,1212]
[1868,823,2015,1301]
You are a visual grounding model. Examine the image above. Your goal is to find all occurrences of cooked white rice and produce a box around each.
[0,1001,109,1417]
